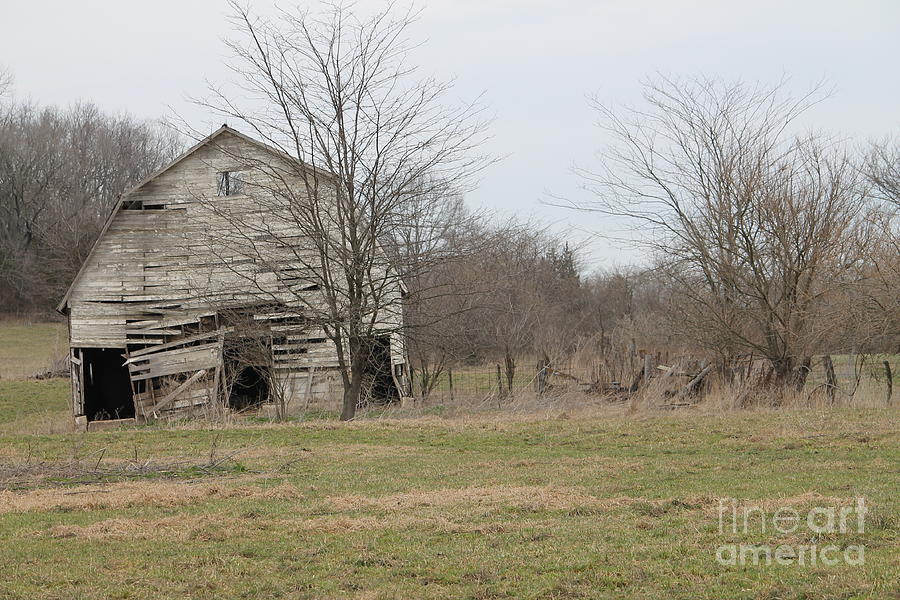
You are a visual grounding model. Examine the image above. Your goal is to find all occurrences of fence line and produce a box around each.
[408,353,898,406]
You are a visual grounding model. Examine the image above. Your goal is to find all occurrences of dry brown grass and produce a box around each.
[0,478,302,513]
[13,475,852,528]
[40,510,558,542]
[37,484,866,549]
[327,484,602,512]
[30,484,731,544]
[325,484,725,516]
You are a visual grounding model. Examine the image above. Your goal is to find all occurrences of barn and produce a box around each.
[57,126,408,429]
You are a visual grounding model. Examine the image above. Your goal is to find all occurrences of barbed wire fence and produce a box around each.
[407,352,897,409]
[408,357,600,407]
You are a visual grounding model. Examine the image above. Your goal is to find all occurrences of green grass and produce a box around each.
[0,378,71,434]
[0,403,897,599]
[0,319,66,379]
[418,367,537,399]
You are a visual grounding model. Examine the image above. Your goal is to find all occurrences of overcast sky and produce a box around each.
[2,0,898,269]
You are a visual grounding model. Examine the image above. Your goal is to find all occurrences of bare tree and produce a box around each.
[575,77,873,390]
[0,68,12,99]
[395,180,480,400]
[866,138,900,207]
[403,216,599,398]
[0,95,181,312]
[189,2,491,419]
[858,138,900,350]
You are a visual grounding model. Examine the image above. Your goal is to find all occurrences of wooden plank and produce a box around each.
[130,353,221,381]
[125,329,232,359]
[125,341,222,366]
[143,369,208,417]
[126,312,215,331]
[127,328,183,336]
[71,348,85,416]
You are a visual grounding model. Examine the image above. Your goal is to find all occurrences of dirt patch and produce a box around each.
[0,479,302,513]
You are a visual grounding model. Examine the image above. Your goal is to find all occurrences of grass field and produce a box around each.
[0,378,70,435]
[0,406,897,598]
[0,321,898,598]
[0,319,66,379]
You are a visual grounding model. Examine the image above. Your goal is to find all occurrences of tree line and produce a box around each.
[0,73,181,312]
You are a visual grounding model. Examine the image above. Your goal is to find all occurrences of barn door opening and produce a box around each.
[222,333,272,411]
[81,348,135,421]
[361,335,400,405]
[226,364,270,410]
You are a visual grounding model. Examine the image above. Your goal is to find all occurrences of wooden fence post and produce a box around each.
[496,364,503,403]
[679,363,712,399]
[643,354,654,386]
[448,368,454,404]
[823,355,837,404]
[884,361,893,406]
[535,358,549,395]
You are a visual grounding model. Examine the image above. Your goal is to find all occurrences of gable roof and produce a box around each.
[56,125,335,313]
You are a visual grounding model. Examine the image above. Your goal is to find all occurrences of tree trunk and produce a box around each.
[768,358,793,406]
[341,370,363,421]
[791,356,812,392]
[340,339,367,421]
[770,357,794,386]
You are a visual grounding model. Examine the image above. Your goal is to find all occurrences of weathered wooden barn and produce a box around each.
[57,126,407,428]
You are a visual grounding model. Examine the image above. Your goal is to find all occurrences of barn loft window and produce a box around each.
[217,171,245,196]
[122,200,165,210]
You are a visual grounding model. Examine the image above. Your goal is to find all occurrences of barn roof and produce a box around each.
[56,125,336,314]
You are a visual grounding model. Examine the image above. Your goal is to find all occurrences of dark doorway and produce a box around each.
[226,365,270,410]
[362,336,400,405]
[223,332,272,411]
[82,348,135,421]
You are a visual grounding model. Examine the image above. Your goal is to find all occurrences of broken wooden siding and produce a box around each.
[62,128,406,420]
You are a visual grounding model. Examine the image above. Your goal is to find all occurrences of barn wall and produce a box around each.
[277,369,345,412]
[64,130,406,419]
